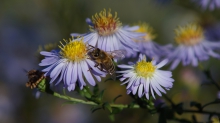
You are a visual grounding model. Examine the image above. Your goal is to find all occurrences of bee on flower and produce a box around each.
[71,9,144,55]
[167,23,220,70]
[117,54,174,99]
[39,37,106,91]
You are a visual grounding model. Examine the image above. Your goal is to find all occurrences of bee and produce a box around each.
[87,45,126,77]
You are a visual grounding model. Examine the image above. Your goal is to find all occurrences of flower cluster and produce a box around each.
[37,8,220,100]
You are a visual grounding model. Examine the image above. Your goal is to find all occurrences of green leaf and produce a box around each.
[62,87,67,95]
[111,107,123,114]
[91,106,102,113]
[84,86,91,93]
[103,102,112,113]
[128,101,136,108]
[113,95,122,103]
[98,89,105,101]
[93,84,99,95]
[81,86,92,98]
[84,92,92,99]
[109,114,115,122]
[76,86,84,97]
[37,78,47,92]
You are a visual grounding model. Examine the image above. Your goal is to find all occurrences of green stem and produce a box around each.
[202,100,220,109]
[163,94,175,107]
[53,92,97,105]
[204,70,220,90]
[52,91,140,109]
[182,109,220,116]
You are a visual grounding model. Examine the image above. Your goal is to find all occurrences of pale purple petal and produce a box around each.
[138,84,144,98]
[156,59,168,68]
[132,85,138,95]
[81,61,96,86]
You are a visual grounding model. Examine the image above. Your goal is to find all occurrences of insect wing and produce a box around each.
[108,50,126,60]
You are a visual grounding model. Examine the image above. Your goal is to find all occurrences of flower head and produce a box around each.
[135,22,156,41]
[174,23,204,46]
[91,9,121,36]
[71,9,144,55]
[167,23,220,70]
[59,39,87,62]
[126,22,172,60]
[39,37,106,91]
[192,0,220,11]
[117,54,174,99]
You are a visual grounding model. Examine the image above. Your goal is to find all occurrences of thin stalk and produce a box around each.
[52,91,140,109]
[183,109,220,116]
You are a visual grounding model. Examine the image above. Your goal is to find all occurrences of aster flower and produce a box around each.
[167,23,220,70]
[117,54,174,99]
[192,0,220,10]
[71,9,144,55]
[127,22,172,60]
[39,38,106,91]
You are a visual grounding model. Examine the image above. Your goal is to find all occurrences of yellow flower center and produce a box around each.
[174,23,204,46]
[59,38,87,62]
[91,9,122,36]
[134,56,156,78]
[135,22,156,42]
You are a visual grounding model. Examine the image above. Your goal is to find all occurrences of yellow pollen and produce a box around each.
[135,22,156,42]
[91,8,122,36]
[134,56,156,78]
[174,23,204,46]
[59,38,87,62]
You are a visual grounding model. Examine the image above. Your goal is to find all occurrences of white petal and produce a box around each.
[81,61,96,86]
[150,81,156,99]
[156,59,168,68]
[152,77,166,93]
[117,64,134,69]
[144,78,150,93]
[65,62,73,86]
[156,70,172,78]
[138,84,144,98]
[132,85,138,95]
[78,63,86,89]
[150,80,162,96]
[71,62,78,84]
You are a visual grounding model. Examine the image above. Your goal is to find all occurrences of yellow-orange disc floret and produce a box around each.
[91,9,122,36]
[175,23,204,46]
[134,56,156,78]
[59,38,87,62]
[135,22,156,41]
